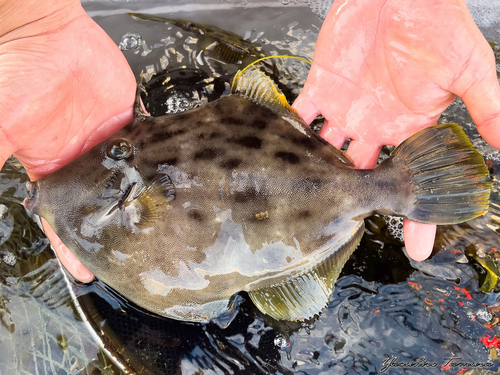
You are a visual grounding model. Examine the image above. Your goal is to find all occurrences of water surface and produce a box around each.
[1,1,500,374]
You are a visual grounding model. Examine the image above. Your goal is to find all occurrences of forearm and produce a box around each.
[0,0,81,40]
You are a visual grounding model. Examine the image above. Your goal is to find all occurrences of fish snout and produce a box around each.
[23,181,39,212]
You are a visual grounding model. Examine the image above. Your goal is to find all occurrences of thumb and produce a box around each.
[41,218,94,283]
[403,220,436,261]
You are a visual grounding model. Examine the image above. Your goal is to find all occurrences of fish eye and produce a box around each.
[108,140,133,160]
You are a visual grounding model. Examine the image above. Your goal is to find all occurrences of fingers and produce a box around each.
[477,117,500,150]
[41,218,94,283]
[461,75,500,150]
[454,38,500,150]
[0,129,16,172]
[345,140,381,169]
[292,89,320,125]
[403,220,436,261]
[318,120,347,149]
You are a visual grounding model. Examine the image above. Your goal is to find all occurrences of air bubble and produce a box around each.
[119,33,142,51]
[383,215,404,242]
[274,334,290,350]
[306,0,335,19]
[178,99,190,109]
[0,204,7,217]
[2,251,16,266]
[163,91,207,115]
[476,309,493,322]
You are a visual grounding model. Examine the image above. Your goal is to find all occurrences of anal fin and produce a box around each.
[248,223,364,321]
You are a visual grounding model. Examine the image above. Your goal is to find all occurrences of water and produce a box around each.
[1,0,500,374]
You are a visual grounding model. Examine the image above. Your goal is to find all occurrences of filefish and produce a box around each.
[128,13,265,66]
[23,67,492,322]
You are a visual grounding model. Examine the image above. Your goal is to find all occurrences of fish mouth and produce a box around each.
[23,181,39,212]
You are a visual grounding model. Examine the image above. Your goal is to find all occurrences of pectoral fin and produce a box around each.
[135,174,176,228]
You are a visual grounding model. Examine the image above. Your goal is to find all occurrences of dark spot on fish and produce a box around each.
[163,158,178,166]
[179,71,187,76]
[288,135,317,150]
[251,120,267,130]
[275,151,300,164]
[232,187,268,204]
[150,129,185,143]
[297,210,312,219]
[220,158,242,169]
[200,132,222,140]
[188,210,204,222]
[286,256,292,263]
[210,132,221,139]
[194,148,220,160]
[233,191,251,203]
[230,136,262,149]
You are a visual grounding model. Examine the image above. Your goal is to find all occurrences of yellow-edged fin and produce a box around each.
[135,174,175,228]
[393,123,492,224]
[475,256,500,293]
[231,65,297,118]
[248,223,364,321]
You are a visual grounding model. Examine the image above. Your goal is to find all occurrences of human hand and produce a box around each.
[293,0,500,261]
[0,0,136,281]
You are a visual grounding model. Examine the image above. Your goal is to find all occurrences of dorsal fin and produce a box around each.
[231,65,298,118]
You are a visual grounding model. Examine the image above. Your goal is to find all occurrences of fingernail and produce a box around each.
[77,264,94,283]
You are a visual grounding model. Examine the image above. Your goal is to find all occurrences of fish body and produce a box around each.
[25,68,492,322]
[128,13,265,66]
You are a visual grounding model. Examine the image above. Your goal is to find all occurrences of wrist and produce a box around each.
[0,0,83,42]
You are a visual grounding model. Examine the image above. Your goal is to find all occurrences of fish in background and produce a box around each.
[127,13,304,118]
[128,12,267,66]
[24,66,492,323]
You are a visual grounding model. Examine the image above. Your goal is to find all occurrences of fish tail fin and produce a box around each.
[392,123,492,224]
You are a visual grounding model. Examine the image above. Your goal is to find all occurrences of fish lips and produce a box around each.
[23,181,39,213]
